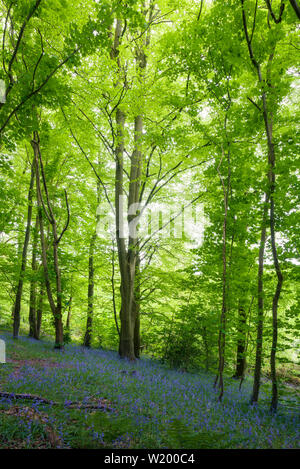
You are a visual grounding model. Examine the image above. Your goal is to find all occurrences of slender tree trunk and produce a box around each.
[36,178,64,348]
[260,53,283,413]
[202,326,209,372]
[215,209,227,400]
[66,295,72,330]
[83,176,100,348]
[52,226,64,349]
[29,215,39,339]
[13,159,35,338]
[64,292,72,343]
[214,144,230,401]
[11,227,24,319]
[251,193,268,404]
[32,131,68,349]
[111,242,120,337]
[133,302,140,358]
[83,233,96,347]
[241,2,284,410]
[36,280,44,339]
[133,253,141,358]
[268,119,283,413]
[269,211,283,412]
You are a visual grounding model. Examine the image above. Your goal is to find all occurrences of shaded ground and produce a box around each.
[0,332,299,449]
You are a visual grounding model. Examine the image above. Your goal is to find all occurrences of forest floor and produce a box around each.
[0,331,299,449]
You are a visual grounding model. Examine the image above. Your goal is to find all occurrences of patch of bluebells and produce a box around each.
[0,332,299,449]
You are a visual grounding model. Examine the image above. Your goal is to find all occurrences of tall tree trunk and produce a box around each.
[110,20,137,360]
[110,19,135,359]
[241,2,284,410]
[251,193,268,404]
[111,7,151,359]
[259,53,283,413]
[115,105,136,359]
[12,159,35,339]
[29,215,39,339]
[52,226,64,349]
[118,111,144,359]
[267,112,283,413]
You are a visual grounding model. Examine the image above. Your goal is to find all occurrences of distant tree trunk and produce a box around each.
[13,159,35,339]
[133,303,140,358]
[111,242,120,338]
[11,227,24,319]
[202,326,209,372]
[64,292,72,344]
[29,215,39,339]
[133,253,141,358]
[66,295,72,331]
[36,280,44,339]
[83,175,100,348]
[83,232,96,347]
[233,304,247,379]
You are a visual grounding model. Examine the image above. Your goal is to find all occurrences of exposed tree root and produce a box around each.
[0,392,113,411]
